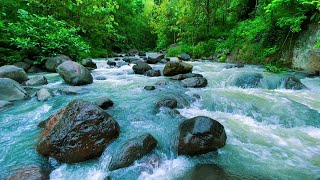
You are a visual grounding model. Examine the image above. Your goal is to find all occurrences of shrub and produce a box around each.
[6,9,90,63]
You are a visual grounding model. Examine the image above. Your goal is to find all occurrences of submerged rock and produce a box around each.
[24,75,48,86]
[171,73,203,80]
[45,55,71,72]
[156,97,178,109]
[109,133,158,170]
[178,116,226,156]
[0,78,29,101]
[37,99,120,163]
[56,61,93,86]
[178,54,191,61]
[81,58,97,69]
[0,65,29,83]
[95,96,114,109]
[181,77,208,88]
[144,86,156,90]
[132,62,152,75]
[107,60,116,66]
[37,88,53,101]
[6,165,49,180]
[144,70,161,77]
[146,53,165,64]
[163,61,193,76]
[282,76,307,90]
[95,76,106,80]
[232,72,263,88]
[224,64,245,69]
[59,87,90,95]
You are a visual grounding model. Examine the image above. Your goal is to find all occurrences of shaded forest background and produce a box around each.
[0,0,319,66]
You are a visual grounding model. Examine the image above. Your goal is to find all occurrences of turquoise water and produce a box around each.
[0,59,319,179]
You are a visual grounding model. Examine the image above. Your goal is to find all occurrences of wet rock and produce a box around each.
[224,64,244,69]
[144,86,155,90]
[282,76,307,90]
[132,62,152,75]
[146,53,165,64]
[155,81,168,86]
[163,61,193,76]
[144,70,161,77]
[6,165,49,180]
[139,52,146,57]
[38,119,49,128]
[107,60,116,66]
[124,57,142,64]
[181,164,237,180]
[37,99,120,163]
[128,49,139,56]
[131,59,145,65]
[0,65,29,83]
[178,116,226,156]
[24,75,48,86]
[95,96,114,109]
[0,100,12,109]
[171,73,203,80]
[56,61,93,86]
[59,87,90,95]
[0,78,29,101]
[181,77,208,88]
[27,65,44,73]
[156,97,178,109]
[178,54,191,61]
[81,58,97,69]
[109,133,158,170]
[37,88,53,101]
[95,76,106,80]
[160,59,168,64]
[232,72,263,88]
[45,55,71,72]
[13,61,32,72]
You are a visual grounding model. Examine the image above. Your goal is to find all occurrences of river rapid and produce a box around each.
[0,57,319,180]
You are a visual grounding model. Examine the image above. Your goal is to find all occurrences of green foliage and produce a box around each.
[6,10,90,63]
[264,64,287,73]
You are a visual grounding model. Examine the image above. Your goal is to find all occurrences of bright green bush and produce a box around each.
[264,64,287,74]
[6,9,90,63]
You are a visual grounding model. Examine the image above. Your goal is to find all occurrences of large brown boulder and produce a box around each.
[36,99,120,163]
[0,65,29,83]
[109,133,157,170]
[178,116,226,156]
[56,61,93,86]
[163,61,193,76]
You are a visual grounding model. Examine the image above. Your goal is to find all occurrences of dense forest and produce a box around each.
[0,0,319,67]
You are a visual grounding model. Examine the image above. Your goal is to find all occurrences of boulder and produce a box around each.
[282,76,307,90]
[144,86,155,91]
[160,59,168,64]
[181,77,208,88]
[124,57,141,64]
[144,70,161,77]
[109,133,157,170]
[0,65,29,83]
[146,53,165,64]
[0,100,12,109]
[127,49,139,56]
[178,54,191,61]
[171,73,203,80]
[232,72,263,88]
[81,58,97,69]
[36,99,120,163]
[27,65,44,73]
[107,60,116,66]
[45,55,71,72]
[0,78,29,101]
[181,164,234,180]
[163,61,193,76]
[131,59,145,65]
[95,96,114,109]
[56,61,93,86]
[178,116,227,156]
[24,75,48,86]
[156,97,178,109]
[59,87,90,95]
[37,88,53,101]
[138,52,146,57]
[132,62,152,75]
[5,165,49,180]
[13,61,32,71]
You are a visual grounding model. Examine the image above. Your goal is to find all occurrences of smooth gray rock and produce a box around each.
[146,53,165,64]
[132,62,152,75]
[0,65,29,83]
[171,73,203,80]
[37,88,53,101]
[163,61,193,76]
[178,54,191,61]
[0,78,29,101]
[56,61,93,86]
[282,76,307,90]
[144,86,156,90]
[45,55,71,72]
[232,72,263,89]
[81,58,97,69]
[95,96,114,109]
[144,70,161,77]
[181,77,208,88]
[13,61,32,71]
[156,97,178,109]
[24,75,48,86]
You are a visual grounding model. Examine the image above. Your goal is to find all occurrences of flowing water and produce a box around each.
[0,57,320,180]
